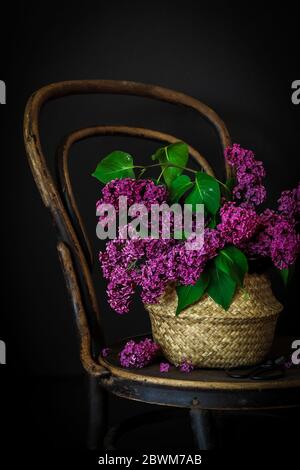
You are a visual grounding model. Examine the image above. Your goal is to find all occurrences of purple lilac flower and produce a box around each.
[140,229,224,304]
[99,224,225,312]
[217,201,259,246]
[96,178,168,235]
[172,245,206,287]
[246,209,300,270]
[106,274,136,314]
[140,249,176,304]
[246,209,276,258]
[173,229,224,287]
[179,360,194,373]
[277,182,300,222]
[160,362,171,373]
[99,239,127,279]
[99,239,142,314]
[119,338,160,368]
[96,178,168,214]
[139,238,181,304]
[224,144,266,207]
[269,219,299,270]
[99,237,176,311]
[97,177,227,313]
[101,348,111,358]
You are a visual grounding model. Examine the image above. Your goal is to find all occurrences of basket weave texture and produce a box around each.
[145,273,283,368]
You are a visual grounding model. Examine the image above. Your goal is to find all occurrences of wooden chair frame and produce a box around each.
[24,80,300,450]
[24,79,231,372]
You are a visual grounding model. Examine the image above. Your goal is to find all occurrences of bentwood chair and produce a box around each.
[24,80,300,450]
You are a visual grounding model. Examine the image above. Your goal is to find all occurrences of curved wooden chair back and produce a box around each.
[23,80,231,376]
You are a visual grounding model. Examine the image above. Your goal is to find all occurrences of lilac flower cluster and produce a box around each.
[277,182,300,223]
[99,229,224,313]
[159,361,194,373]
[247,208,300,270]
[172,229,225,287]
[218,202,259,246]
[96,178,168,233]
[160,362,171,372]
[119,338,160,368]
[223,145,299,269]
[118,340,196,372]
[97,178,168,214]
[242,178,300,270]
[225,143,266,207]
[179,360,194,373]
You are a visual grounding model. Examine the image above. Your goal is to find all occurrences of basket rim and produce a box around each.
[147,309,281,323]
[145,272,283,321]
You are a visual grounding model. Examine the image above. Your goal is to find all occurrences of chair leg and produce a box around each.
[86,375,108,450]
[189,408,216,450]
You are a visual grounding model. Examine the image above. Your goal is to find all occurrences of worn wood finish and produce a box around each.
[99,369,300,411]
[56,125,214,268]
[98,370,300,410]
[98,340,300,391]
[86,375,108,450]
[56,240,109,377]
[96,335,300,410]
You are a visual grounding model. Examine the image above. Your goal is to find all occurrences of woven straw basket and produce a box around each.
[145,273,283,368]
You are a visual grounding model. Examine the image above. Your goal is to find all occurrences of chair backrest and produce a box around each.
[24,80,231,375]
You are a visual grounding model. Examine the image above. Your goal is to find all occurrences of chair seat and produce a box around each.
[98,335,300,410]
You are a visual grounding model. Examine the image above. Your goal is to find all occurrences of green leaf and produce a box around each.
[222,176,235,200]
[279,265,295,286]
[207,215,217,229]
[185,172,220,215]
[92,151,135,183]
[169,175,194,203]
[176,271,209,315]
[153,142,189,187]
[207,263,236,310]
[215,246,248,286]
[151,148,163,161]
[225,177,235,193]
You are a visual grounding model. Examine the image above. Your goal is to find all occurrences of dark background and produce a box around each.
[1,0,299,452]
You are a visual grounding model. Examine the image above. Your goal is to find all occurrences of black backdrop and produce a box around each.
[1,0,300,451]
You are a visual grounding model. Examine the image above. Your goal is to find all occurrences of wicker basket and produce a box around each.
[145,273,283,368]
